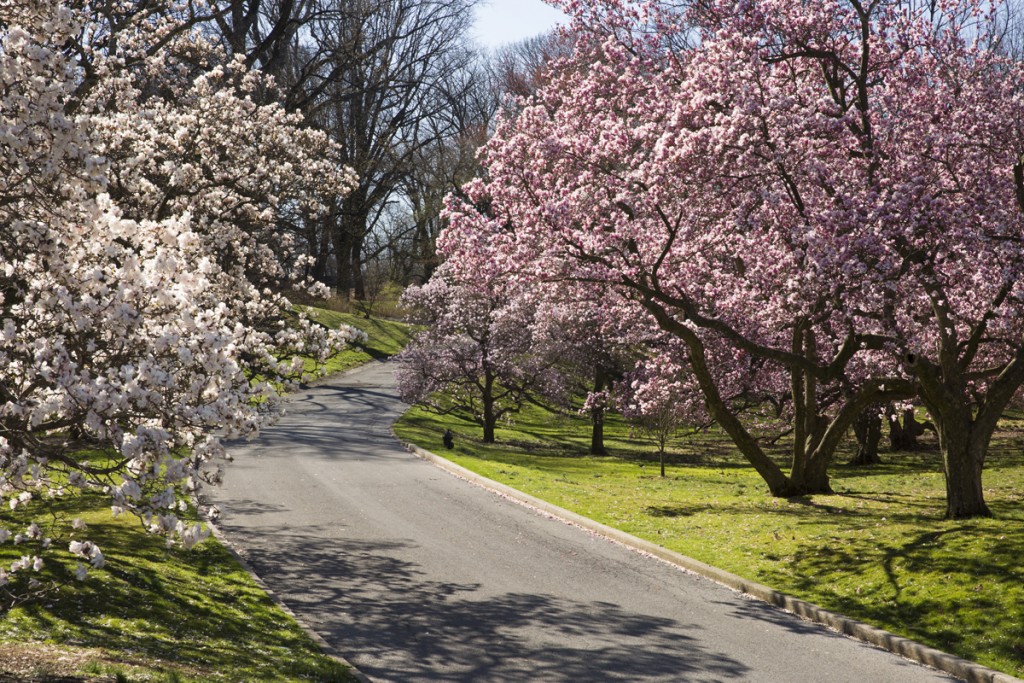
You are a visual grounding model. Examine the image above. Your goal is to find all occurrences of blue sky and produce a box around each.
[471,0,568,51]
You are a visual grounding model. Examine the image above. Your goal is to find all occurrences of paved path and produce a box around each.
[209,361,959,682]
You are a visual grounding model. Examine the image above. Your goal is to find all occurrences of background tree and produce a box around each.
[395,268,555,443]
[532,292,638,456]
[619,356,703,477]
[294,0,478,298]
[398,52,499,284]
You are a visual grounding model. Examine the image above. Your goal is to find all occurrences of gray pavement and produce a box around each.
[209,361,960,682]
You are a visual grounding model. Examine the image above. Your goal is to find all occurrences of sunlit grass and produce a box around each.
[394,401,1024,678]
[300,307,415,375]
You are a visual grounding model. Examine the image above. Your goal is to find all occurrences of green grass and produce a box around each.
[0,494,354,682]
[300,307,415,375]
[394,401,1024,679]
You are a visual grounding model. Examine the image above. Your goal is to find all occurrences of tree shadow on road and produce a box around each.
[232,530,752,682]
[227,382,411,462]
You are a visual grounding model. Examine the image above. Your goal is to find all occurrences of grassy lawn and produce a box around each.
[0,495,354,682]
[301,308,415,376]
[394,402,1024,679]
[0,308,410,681]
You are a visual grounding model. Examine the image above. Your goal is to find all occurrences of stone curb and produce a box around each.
[399,439,1022,683]
[203,516,373,683]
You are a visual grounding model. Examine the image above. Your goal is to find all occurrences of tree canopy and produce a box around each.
[439,0,1024,519]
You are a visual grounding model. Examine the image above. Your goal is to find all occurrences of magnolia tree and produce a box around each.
[395,266,556,443]
[0,3,359,608]
[441,0,1024,518]
[531,288,640,455]
[619,354,703,477]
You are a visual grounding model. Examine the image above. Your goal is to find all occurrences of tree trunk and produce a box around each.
[590,367,608,456]
[311,223,331,283]
[331,224,355,300]
[350,235,365,300]
[643,300,859,498]
[333,188,368,301]
[889,408,927,451]
[907,350,1000,520]
[791,453,833,494]
[850,404,883,465]
[787,327,833,493]
[937,421,992,519]
[591,414,606,456]
[482,373,496,444]
[646,304,798,496]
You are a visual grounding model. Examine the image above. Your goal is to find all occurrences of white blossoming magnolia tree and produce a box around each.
[0,2,359,608]
[441,0,1024,518]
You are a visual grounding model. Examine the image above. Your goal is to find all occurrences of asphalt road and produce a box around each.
[209,360,959,683]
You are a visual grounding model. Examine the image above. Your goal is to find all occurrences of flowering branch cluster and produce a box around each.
[395,265,559,443]
[0,1,358,607]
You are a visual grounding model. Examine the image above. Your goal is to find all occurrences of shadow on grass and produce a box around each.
[2,514,347,681]
[353,342,392,361]
[645,505,709,518]
[759,521,1024,675]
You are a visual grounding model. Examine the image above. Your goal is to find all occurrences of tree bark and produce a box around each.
[787,326,833,493]
[791,454,833,493]
[481,372,496,444]
[664,310,797,496]
[936,420,992,519]
[888,407,928,451]
[850,404,883,465]
[907,352,996,519]
[590,367,608,456]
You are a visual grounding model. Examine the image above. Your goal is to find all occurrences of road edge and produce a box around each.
[201,359,381,682]
[398,437,1022,683]
[203,517,374,683]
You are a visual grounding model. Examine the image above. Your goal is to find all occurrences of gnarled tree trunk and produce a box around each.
[935,419,991,519]
[850,404,883,465]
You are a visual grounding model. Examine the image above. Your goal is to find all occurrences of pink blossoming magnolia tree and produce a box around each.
[0,2,359,607]
[441,0,1024,518]
[619,354,704,477]
[396,265,557,443]
[531,292,638,456]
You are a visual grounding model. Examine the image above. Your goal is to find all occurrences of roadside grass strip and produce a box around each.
[394,402,1024,680]
[0,491,355,682]
[299,308,415,376]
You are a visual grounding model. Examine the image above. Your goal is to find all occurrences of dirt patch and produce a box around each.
[0,643,111,682]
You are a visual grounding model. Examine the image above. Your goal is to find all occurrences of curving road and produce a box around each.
[209,361,959,682]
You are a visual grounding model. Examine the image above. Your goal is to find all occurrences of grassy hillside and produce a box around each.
[302,308,415,375]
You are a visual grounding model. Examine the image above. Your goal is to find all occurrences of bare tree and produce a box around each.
[400,53,498,284]
[491,31,569,103]
[286,0,477,299]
